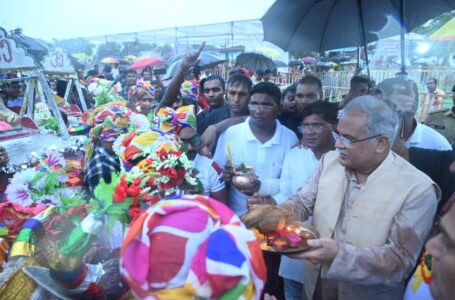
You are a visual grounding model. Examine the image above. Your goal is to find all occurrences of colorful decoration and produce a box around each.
[0,201,47,239]
[9,206,58,258]
[83,102,133,163]
[411,250,433,293]
[87,78,124,106]
[5,150,86,207]
[152,105,197,133]
[127,80,155,102]
[0,138,86,175]
[180,80,199,101]
[117,130,179,171]
[127,112,152,133]
[120,195,267,300]
[114,147,201,208]
[0,201,47,269]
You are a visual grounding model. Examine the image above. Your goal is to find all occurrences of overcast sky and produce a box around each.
[0,0,276,40]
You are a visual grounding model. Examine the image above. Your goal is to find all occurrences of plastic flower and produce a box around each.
[5,184,33,206]
[129,113,151,132]
[45,150,66,168]
[8,168,37,188]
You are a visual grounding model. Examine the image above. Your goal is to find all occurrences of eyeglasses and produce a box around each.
[298,123,331,133]
[248,103,275,111]
[337,134,382,148]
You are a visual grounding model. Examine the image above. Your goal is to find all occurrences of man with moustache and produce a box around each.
[199,75,320,155]
[242,96,439,300]
[196,75,227,133]
[198,73,253,154]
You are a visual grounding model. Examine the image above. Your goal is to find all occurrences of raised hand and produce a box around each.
[181,42,206,71]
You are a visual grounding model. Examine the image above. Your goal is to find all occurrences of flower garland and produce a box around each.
[112,147,202,219]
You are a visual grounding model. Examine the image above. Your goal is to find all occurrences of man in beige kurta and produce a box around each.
[243,96,439,300]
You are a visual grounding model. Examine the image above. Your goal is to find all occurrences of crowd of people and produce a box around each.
[0,42,454,300]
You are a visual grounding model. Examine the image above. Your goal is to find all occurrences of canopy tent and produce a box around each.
[82,19,287,61]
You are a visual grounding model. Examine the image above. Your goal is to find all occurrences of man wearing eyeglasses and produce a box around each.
[273,101,338,300]
[242,95,439,300]
[213,81,298,216]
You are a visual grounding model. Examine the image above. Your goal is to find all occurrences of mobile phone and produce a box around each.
[154,68,167,75]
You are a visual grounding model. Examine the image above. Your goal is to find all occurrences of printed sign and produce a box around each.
[0,27,36,70]
[41,47,75,73]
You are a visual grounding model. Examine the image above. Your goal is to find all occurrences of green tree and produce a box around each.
[121,41,154,56]
[54,38,95,55]
[96,42,122,60]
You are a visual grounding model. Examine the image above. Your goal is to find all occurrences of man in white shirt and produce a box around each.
[213,81,298,215]
[376,77,451,151]
[193,153,226,199]
[275,101,338,300]
[405,122,452,150]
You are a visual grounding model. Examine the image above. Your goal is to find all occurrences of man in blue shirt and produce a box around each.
[6,81,23,109]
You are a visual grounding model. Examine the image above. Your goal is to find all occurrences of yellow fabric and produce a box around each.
[148,286,195,299]
[55,95,65,105]
[155,105,196,133]
[242,279,256,300]
[411,264,424,293]
[10,241,35,257]
[0,257,38,299]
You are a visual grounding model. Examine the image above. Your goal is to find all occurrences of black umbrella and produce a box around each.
[288,60,303,67]
[167,52,226,69]
[262,0,455,75]
[235,53,276,72]
[328,56,352,63]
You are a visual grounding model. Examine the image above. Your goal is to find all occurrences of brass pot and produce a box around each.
[232,166,255,190]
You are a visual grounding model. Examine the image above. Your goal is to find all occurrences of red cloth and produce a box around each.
[198,95,210,110]
[0,201,47,237]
